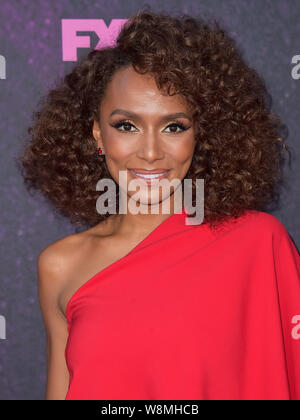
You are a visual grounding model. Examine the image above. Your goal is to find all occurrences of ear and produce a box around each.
[92,120,104,151]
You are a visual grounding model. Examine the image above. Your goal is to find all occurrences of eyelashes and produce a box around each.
[110,119,191,134]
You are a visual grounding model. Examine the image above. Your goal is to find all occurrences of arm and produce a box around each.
[37,243,70,400]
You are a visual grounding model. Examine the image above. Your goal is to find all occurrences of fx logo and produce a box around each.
[61,19,128,62]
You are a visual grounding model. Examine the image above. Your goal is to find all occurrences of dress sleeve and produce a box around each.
[272,223,300,400]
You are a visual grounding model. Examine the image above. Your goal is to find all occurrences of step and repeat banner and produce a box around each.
[0,0,299,400]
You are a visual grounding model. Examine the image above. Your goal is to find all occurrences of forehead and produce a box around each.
[102,65,188,111]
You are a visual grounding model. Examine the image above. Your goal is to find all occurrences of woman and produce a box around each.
[19,8,300,400]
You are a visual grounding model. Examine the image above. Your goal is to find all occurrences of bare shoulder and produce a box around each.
[37,215,118,314]
[37,233,82,285]
[38,216,115,273]
[37,233,83,317]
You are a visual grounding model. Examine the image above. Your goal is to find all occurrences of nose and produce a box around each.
[136,131,165,163]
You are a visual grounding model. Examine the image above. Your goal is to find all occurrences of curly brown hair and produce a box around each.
[17,6,290,229]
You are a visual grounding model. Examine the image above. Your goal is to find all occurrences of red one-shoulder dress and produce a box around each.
[64,207,300,400]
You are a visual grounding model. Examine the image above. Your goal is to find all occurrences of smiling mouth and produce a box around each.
[129,169,170,181]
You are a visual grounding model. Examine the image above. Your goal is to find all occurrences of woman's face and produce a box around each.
[93,65,195,210]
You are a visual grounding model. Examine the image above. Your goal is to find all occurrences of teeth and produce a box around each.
[132,171,167,179]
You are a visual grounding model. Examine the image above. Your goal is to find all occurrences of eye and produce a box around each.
[110,119,191,134]
[111,120,137,132]
[164,122,190,134]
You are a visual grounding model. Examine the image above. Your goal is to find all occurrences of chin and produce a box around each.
[127,193,172,209]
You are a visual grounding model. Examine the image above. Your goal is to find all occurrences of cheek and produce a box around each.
[170,137,195,164]
[104,136,132,161]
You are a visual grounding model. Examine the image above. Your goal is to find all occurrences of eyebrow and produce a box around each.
[109,108,192,122]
